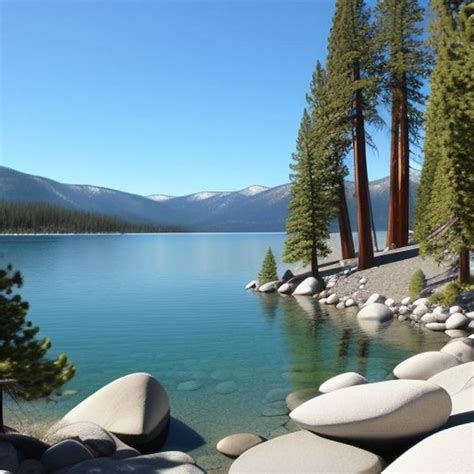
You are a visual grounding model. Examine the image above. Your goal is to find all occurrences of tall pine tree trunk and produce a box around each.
[387,95,400,248]
[338,184,355,259]
[352,66,374,270]
[459,246,470,284]
[0,387,3,433]
[397,78,410,247]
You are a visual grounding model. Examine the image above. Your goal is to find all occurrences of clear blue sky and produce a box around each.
[0,0,427,196]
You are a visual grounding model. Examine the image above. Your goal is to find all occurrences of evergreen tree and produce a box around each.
[376,0,430,248]
[259,248,278,284]
[325,0,380,269]
[283,102,332,277]
[307,62,355,260]
[0,265,75,430]
[415,1,473,283]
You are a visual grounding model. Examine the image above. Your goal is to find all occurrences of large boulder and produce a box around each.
[293,277,322,296]
[383,423,473,473]
[413,298,430,306]
[364,293,385,305]
[281,270,294,282]
[445,312,469,330]
[440,339,474,363]
[57,373,170,447]
[425,322,446,331]
[393,352,459,380]
[216,433,266,458]
[357,303,393,322]
[290,380,451,441]
[244,280,257,290]
[413,304,429,317]
[445,329,469,338]
[229,431,383,473]
[277,282,294,294]
[258,281,277,293]
[450,383,474,415]
[319,372,368,394]
[47,422,116,456]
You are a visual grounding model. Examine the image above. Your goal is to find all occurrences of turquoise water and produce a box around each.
[0,234,447,471]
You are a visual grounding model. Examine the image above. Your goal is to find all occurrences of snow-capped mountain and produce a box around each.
[0,166,419,232]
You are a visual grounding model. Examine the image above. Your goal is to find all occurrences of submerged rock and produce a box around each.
[178,380,202,391]
[215,381,237,395]
[217,433,266,458]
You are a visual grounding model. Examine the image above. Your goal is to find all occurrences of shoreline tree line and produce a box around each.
[284,0,472,284]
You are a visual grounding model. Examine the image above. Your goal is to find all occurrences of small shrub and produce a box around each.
[259,247,278,285]
[429,280,474,306]
[408,269,427,299]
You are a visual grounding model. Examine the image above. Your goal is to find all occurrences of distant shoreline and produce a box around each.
[0,231,288,236]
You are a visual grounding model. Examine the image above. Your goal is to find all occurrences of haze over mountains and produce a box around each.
[0,166,420,232]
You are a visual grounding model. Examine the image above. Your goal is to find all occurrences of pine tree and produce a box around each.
[415,1,473,283]
[325,0,380,269]
[376,0,430,248]
[283,98,332,277]
[259,248,278,284]
[0,265,75,430]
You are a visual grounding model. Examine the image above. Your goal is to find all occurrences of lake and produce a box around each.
[0,233,447,471]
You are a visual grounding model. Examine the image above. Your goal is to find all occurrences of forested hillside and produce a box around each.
[0,202,182,234]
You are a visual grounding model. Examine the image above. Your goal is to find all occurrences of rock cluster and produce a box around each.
[2,373,204,473]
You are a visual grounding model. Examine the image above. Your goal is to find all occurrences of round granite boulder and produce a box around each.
[258,281,277,293]
[41,440,93,471]
[357,303,393,322]
[290,380,451,441]
[440,339,474,363]
[229,431,383,473]
[216,433,266,458]
[56,373,170,447]
[445,313,469,330]
[383,423,473,473]
[428,362,474,396]
[425,322,446,331]
[319,372,368,394]
[393,352,459,380]
[285,387,320,411]
[293,277,321,296]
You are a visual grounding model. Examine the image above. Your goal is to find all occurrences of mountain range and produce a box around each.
[0,166,420,232]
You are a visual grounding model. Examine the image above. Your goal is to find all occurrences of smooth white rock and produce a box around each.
[434,312,449,323]
[359,285,365,289]
[344,298,355,307]
[466,311,474,320]
[401,297,411,305]
[277,282,292,294]
[450,384,474,415]
[413,304,429,317]
[385,298,395,307]
[445,312,469,330]
[359,277,368,285]
[326,294,339,305]
[336,302,345,310]
[229,431,383,474]
[58,373,170,445]
[244,280,257,290]
[398,305,409,315]
[357,303,393,322]
[425,322,446,331]
[319,298,327,304]
[258,281,277,293]
[413,298,430,306]
[383,423,474,473]
[293,277,320,296]
[319,372,368,393]
[393,351,459,380]
[433,306,445,315]
[290,380,451,441]
[468,320,474,330]
[421,313,436,324]
[440,339,474,363]
[216,434,266,458]
[326,281,336,289]
[446,329,469,338]
[365,293,385,305]
[428,362,474,396]
[449,305,462,314]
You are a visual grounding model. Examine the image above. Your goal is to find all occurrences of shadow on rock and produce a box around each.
[160,417,206,452]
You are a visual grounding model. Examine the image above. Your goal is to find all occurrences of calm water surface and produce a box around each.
[0,233,447,470]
